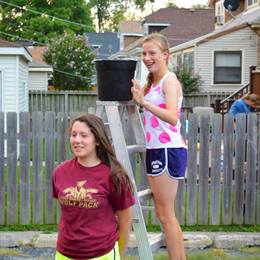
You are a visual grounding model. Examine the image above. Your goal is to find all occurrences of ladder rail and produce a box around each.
[104,103,154,259]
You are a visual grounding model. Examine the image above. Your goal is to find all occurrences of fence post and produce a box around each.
[215,99,221,113]
[64,92,68,114]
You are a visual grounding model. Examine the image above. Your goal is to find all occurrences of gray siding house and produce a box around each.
[170,3,260,92]
[115,7,215,86]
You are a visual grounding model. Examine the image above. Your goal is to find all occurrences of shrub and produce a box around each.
[174,66,202,94]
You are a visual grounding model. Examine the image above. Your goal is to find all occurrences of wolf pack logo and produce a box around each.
[60,180,99,208]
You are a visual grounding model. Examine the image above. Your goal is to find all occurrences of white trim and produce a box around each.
[194,44,198,75]
[183,47,195,54]
[15,56,19,112]
[0,70,2,112]
[145,23,171,27]
[211,49,244,86]
[215,0,225,26]
[0,47,32,62]
[121,33,143,36]
[29,67,53,72]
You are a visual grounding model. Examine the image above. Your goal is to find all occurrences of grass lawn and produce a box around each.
[124,248,260,260]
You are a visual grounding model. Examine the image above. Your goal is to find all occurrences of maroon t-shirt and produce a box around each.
[52,158,135,259]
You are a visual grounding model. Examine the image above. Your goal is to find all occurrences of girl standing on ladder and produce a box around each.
[131,33,187,260]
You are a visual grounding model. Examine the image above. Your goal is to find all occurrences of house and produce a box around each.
[0,39,32,113]
[170,1,260,92]
[85,32,120,60]
[27,46,53,91]
[118,20,143,50]
[85,32,120,85]
[115,7,215,86]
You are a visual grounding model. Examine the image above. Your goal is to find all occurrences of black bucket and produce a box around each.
[95,59,137,101]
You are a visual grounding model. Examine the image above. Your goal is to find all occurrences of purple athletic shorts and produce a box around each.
[146,147,187,179]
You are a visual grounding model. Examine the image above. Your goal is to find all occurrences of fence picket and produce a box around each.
[32,112,43,224]
[257,114,260,224]
[0,112,4,224]
[175,114,187,225]
[186,114,198,225]
[45,112,56,224]
[57,113,68,164]
[210,114,222,225]
[222,114,234,225]
[245,113,257,224]
[198,114,210,225]
[19,112,30,224]
[234,114,246,224]
[6,112,18,224]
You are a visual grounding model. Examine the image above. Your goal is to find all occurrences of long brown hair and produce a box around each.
[142,33,170,95]
[69,114,133,195]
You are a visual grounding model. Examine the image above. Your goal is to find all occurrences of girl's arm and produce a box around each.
[116,207,133,259]
[131,75,181,126]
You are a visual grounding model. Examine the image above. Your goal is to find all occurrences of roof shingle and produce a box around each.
[144,8,215,47]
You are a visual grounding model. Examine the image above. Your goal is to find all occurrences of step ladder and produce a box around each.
[95,100,164,260]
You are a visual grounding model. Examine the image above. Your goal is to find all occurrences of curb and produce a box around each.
[0,232,260,250]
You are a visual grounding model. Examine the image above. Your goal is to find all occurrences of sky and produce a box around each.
[153,0,209,9]
[129,0,210,19]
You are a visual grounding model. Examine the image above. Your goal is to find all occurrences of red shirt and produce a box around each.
[52,158,135,259]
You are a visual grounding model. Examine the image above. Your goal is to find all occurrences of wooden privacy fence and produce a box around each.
[29,90,97,113]
[182,91,230,108]
[0,111,259,226]
[28,90,230,113]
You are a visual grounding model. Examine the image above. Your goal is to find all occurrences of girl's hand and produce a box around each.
[131,79,144,106]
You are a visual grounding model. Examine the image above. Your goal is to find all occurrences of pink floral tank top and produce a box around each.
[143,72,187,149]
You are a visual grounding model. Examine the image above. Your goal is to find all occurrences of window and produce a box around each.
[183,52,194,74]
[247,0,258,7]
[177,54,182,67]
[148,25,168,34]
[214,51,242,84]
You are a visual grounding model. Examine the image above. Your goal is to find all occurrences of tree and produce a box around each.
[89,0,155,32]
[166,1,179,8]
[0,0,94,44]
[192,4,208,8]
[43,33,95,90]
[174,66,202,94]
[107,9,125,32]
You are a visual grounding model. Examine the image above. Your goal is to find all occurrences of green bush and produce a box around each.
[174,66,202,94]
[44,33,95,90]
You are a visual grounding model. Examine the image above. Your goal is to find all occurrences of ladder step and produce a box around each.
[128,232,165,253]
[141,206,155,211]
[127,144,146,154]
[138,189,153,200]
[132,218,140,223]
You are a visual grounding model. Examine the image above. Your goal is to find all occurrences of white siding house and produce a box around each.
[0,39,32,113]
[170,8,260,92]
[28,65,52,91]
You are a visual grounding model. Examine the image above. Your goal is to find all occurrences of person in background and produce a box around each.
[52,114,135,260]
[229,93,260,117]
[131,33,187,260]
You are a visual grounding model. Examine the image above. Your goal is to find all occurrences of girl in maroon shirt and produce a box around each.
[52,114,135,260]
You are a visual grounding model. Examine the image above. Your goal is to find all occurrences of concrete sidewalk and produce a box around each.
[0,231,260,250]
